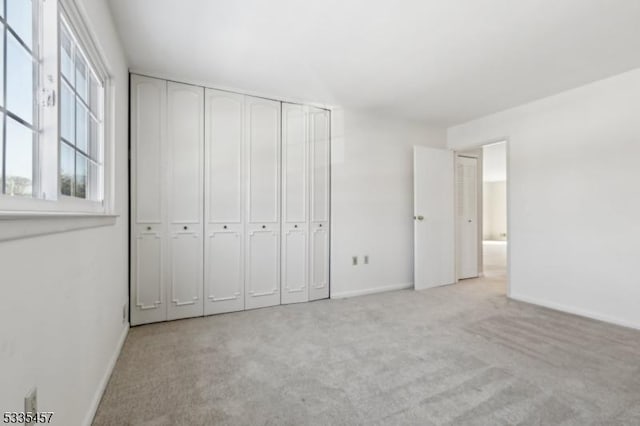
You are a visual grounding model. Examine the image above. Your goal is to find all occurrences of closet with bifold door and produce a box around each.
[130,74,330,326]
[281,103,330,304]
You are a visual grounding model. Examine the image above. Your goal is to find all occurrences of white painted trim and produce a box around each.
[331,283,413,299]
[510,294,640,331]
[0,214,118,242]
[83,324,129,426]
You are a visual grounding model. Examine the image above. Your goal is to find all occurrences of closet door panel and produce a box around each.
[282,104,307,223]
[166,82,204,320]
[205,90,245,314]
[132,226,165,325]
[310,108,330,223]
[205,225,244,314]
[246,97,281,224]
[132,76,165,224]
[246,225,280,309]
[282,224,308,304]
[245,96,281,309]
[281,103,308,304]
[167,229,203,320]
[206,90,244,224]
[168,83,204,223]
[131,75,167,325]
[309,107,330,301]
[309,224,329,300]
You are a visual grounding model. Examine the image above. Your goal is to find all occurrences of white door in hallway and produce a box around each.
[413,146,455,290]
[457,156,479,279]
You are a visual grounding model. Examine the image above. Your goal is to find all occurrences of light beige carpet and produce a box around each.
[94,266,640,425]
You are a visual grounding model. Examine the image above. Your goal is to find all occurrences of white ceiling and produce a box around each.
[107,0,640,126]
[483,142,506,182]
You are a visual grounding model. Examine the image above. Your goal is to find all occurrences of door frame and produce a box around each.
[454,138,511,297]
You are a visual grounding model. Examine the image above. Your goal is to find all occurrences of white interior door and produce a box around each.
[308,107,330,301]
[413,146,455,290]
[281,103,309,304]
[245,96,281,310]
[457,156,479,279]
[130,75,167,325]
[166,82,204,320]
[204,89,245,315]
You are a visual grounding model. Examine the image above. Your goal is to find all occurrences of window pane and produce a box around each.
[0,25,4,107]
[89,117,100,160]
[7,33,33,124]
[76,100,88,153]
[61,82,75,144]
[0,113,4,192]
[7,0,32,49]
[61,27,74,85]
[90,75,100,114]
[60,143,74,196]
[75,54,88,102]
[76,153,87,199]
[5,118,33,197]
[89,161,101,201]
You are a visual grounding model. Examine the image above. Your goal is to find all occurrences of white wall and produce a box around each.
[330,108,447,298]
[448,68,640,329]
[0,1,129,425]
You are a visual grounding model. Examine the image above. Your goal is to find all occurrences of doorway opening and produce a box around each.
[455,141,508,294]
[481,142,508,283]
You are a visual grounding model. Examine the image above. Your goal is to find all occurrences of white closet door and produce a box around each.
[166,82,204,320]
[131,75,167,325]
[245,96,281,309]
[204,89,245,315]
[281,103,308,304]
[457,156,479,279]
[309,107,330,301]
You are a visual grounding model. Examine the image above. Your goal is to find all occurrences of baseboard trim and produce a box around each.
[331,282,413,299]
[83,323,129,426]
[509,294,640,331]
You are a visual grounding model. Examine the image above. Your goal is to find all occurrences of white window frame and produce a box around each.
[0,0,114,216]
[0,0,117,240]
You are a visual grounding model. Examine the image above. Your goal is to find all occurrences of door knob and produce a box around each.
[416,215,424,221]
[468,220,472,223]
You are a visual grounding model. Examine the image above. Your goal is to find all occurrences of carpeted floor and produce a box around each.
[93,253,640,425]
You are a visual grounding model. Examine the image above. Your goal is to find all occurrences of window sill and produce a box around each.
[0,212,119,242]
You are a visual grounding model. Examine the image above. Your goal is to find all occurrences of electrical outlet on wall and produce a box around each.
[25,388,37,425]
